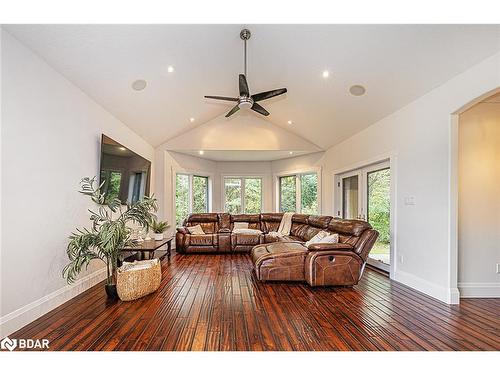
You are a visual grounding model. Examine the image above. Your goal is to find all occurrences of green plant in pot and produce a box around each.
[63,177,158,299]
[151,219,170,241]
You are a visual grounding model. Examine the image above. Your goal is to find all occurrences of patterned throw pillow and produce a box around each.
[186,224,205,235]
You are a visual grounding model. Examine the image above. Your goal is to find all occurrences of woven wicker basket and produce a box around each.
[117,258,161,301]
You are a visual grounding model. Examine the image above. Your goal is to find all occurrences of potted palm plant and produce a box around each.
[63,177,158,299]
[151,219,170,240]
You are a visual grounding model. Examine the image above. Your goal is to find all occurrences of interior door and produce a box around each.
[338,161,391,272]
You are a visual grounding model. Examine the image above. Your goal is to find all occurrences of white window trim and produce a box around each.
[172,167,214,226]
[273,166,322,214]
[221,175,264,214]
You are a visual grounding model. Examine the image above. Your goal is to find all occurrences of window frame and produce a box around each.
[173,169,212,226]
[222,176,263,214]
[275,167,321,214]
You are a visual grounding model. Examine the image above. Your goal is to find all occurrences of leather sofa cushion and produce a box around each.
[187,213,219,222]
[292,214,308,224]
[185,213,220,234]
[278,235,303,243]
[231,233,261,246]
[231,214,261,230]
[307,215,332,229]
[251,242,308,266]
[189,234,216,246]
[327,218,371,237]
[260,213,283,233]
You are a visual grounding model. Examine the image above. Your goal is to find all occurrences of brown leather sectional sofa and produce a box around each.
[176,212,378,287]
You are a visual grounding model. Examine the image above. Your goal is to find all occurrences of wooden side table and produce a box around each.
[122,237,173,262]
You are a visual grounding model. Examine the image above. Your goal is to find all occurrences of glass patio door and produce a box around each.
[338,161,391,272]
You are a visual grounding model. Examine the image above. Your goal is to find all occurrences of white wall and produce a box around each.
[0,30,155,337]
[272,52,500,303]
[458,101,500,297]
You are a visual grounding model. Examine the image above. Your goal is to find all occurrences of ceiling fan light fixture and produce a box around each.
[238,97,254,110]
[204,29,287,118]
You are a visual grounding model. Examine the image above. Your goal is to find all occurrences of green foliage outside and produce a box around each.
[300,173,318,214]
[176,175,210,226]
[367,169,390,253]
[224,178,242,214]
[244,178,262,214]
[192,176,208,213]
[176,174,189,226]
[280,176,296,212]
[280,174,318,214]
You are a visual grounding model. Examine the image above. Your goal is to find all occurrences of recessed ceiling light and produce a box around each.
[322,70,330,78]
[289,151,293,155]
[287,120,293,125]
[118,147,126,151]
[189,117,195,123]
[131,79,147,91]
[167,66,174,73]
[349,85,366,96]
[199,150,204,155]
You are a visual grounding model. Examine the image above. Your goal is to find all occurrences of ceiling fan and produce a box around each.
[204,29,288,118]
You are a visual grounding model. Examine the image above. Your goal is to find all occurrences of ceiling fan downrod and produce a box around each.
[240,29,251,78]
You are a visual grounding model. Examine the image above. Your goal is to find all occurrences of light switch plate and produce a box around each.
[404,196,416,205]
[496,263,500,274]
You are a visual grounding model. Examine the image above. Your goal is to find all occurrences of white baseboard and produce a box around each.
[0,267,107,339]
[394,270,460,304]
[458,282,500,298]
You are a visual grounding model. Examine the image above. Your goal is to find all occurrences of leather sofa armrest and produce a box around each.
[307,243,354,252]
[176,227,189,235]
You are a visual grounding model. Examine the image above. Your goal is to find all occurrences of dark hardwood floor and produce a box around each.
[11,252,500,351]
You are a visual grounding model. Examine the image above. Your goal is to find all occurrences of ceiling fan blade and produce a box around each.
[225,105,240,117]
[204,95,239,102]
[252,88,287,102]
[251,103,270,116]
[239,74,250,97]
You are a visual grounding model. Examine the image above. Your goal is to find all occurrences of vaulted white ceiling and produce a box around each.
[5,24,500,155]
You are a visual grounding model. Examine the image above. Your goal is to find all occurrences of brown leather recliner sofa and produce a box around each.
[176,212,378,287]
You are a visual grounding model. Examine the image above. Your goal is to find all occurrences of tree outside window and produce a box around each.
[279,172,318,214]
[224,177,262,214]
[175,173,210,226]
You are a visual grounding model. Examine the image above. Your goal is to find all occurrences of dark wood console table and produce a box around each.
[122,237,173,262]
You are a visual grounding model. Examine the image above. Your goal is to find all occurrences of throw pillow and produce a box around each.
[233,222,249,230]
[186,224,205,235]
[319,233,339,244]
[304,230,328,247]
[232,228,262,235]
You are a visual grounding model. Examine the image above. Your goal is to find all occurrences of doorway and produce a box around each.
[336,161,391,272]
